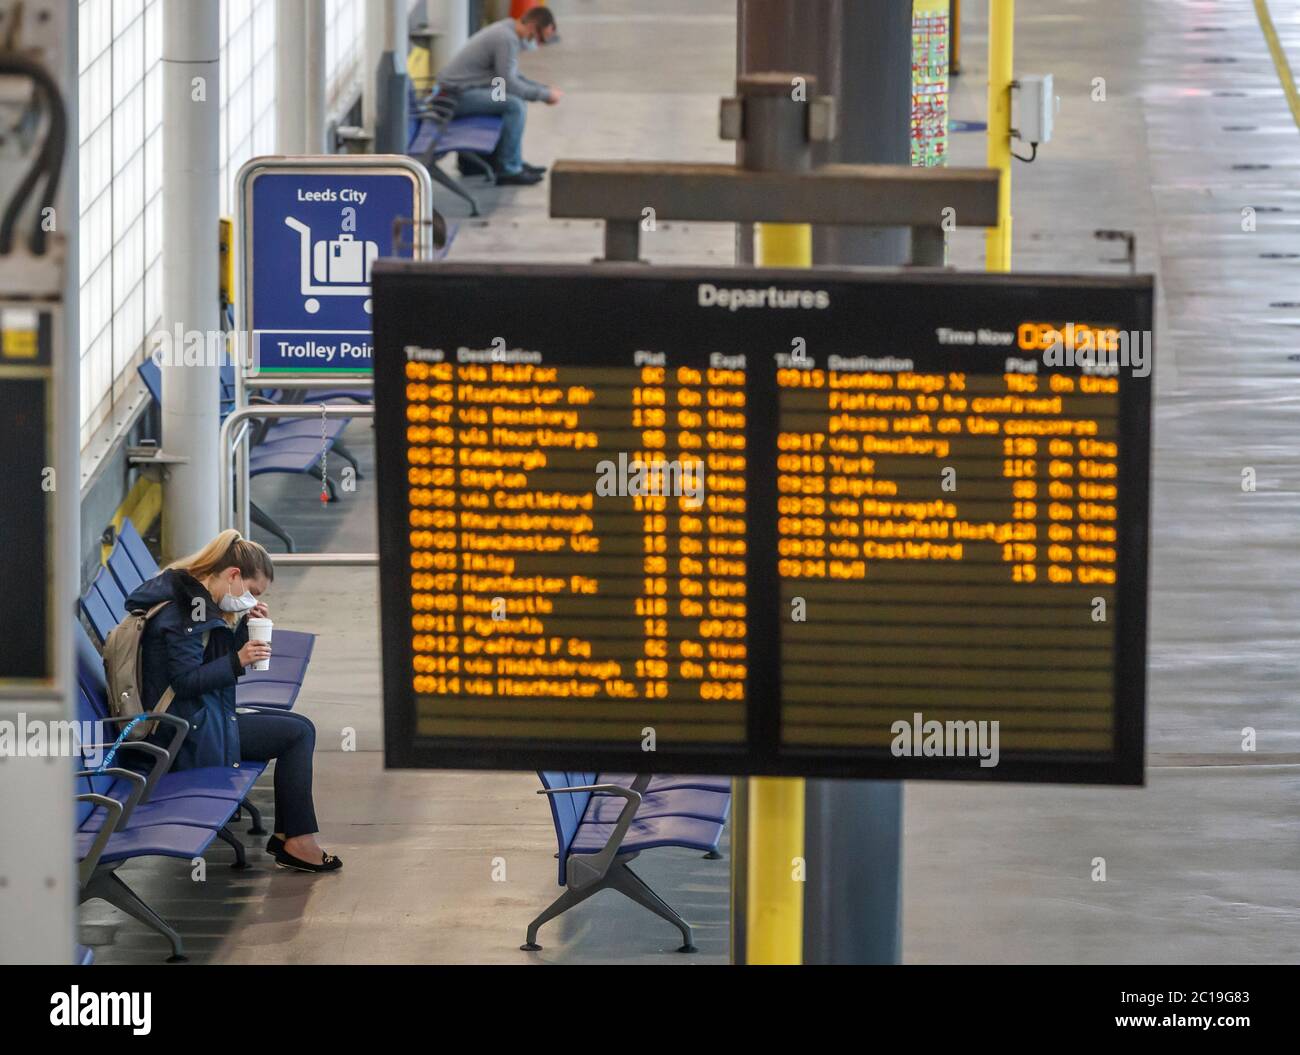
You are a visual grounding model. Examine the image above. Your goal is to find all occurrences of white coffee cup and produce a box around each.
[247,617,273,671]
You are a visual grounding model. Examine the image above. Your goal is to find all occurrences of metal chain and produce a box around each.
[319,404,328,504]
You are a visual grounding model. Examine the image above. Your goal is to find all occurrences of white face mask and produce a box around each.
[522,36,538,50]
[219,579,258,613]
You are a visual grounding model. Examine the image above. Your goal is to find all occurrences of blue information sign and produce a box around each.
[237,157,431,376]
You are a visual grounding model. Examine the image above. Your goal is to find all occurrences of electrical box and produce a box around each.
[1016,73,1057,145]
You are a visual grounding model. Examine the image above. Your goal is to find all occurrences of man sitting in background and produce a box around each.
[436,7,562,186]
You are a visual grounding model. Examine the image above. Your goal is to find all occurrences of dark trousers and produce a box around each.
[237,710,319,838]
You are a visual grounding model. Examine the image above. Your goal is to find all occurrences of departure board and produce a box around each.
[374,263,1152,784]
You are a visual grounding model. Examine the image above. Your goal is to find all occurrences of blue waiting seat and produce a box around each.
[139,357,353,456]
[302,386,373,404]
[76,693,245,834]
[79,568,120,645]
[522,771,730,953]
[138,358,354,550]
[83,564,128,635]
[601,773,732,794]
[74,695,252,961]
[407,83,503,217]
[76,790,230,963]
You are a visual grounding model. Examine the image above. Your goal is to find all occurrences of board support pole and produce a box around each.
[730,72,830,964]
[801,0,910,966]
[985,0,1014,271]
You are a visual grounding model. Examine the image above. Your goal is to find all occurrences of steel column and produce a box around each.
[603,219,640,262]
[276,0,307,154]
[161,0,221,559]
[428,0,471,72]
[812,0,913,266]
[305,0,327,154]
[737,72,814,967]
[375,0,410,155]
[800,0,911,967]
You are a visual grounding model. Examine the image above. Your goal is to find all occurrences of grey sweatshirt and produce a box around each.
[436,18,549,102]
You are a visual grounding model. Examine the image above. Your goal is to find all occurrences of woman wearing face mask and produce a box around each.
[124,529,341,873]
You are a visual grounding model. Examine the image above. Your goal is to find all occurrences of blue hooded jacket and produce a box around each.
[123,569,250,771]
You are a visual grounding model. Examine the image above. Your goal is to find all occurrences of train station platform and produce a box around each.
[69,0,1300,966]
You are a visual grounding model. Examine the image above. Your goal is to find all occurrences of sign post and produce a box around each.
[232,154,433,534]
[986,0,1015,271]
[740,73,817,967]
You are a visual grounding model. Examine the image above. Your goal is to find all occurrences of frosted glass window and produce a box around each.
[78,0,280,446]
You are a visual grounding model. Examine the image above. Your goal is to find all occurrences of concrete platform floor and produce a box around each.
[83,0,1299,963]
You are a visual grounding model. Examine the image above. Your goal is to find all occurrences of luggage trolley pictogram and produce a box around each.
[284,216,380,315]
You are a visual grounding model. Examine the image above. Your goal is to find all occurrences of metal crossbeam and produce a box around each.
[550,160,1000,228]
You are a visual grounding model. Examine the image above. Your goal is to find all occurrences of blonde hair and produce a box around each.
[168,530,274,624]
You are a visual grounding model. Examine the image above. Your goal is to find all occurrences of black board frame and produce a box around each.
[373,262,1152,785]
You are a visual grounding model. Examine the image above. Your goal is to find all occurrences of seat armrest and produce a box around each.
[539,783,636,797]
[98,712,189,762]
[539,783,645,888]
[75,793,124,886]
[78,767,147,827]
[83,740,172,800]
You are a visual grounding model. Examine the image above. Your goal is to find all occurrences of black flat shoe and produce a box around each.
[495,169,544,186]
[265,835,284,856]
[521,161,547,175]
[274,848,343,873]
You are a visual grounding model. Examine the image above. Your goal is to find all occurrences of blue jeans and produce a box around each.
[453,88,527,174]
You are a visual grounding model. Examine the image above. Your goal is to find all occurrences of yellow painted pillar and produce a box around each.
[745,775,805,963]
[744,218,809,965]
[985,0,1014,271]
[754,223,812,271]
[951,0,962,75]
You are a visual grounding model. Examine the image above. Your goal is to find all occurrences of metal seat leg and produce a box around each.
[332,439,362,477]
[306,465,338,501]
[426,159,481,216]
[250,501,294,552]
[608,861,696,952]
[216,826,248,869]
[242,797,266,835]
[458,150,497,184]
[85,870,187,962]
[520,879,605,951]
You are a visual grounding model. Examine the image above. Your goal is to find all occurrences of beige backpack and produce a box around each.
[102,602,176,740]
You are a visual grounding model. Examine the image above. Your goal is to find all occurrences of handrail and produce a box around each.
[252,376,373,389]
[219,403,378,567]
